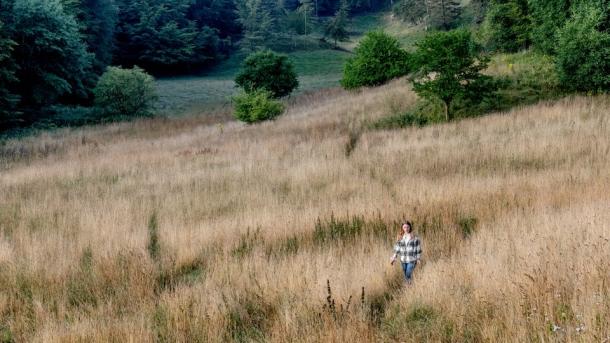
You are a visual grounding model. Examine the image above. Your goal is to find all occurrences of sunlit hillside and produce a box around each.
[1,79,608,342]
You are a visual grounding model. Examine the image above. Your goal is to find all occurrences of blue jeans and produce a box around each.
[401,261,417,283]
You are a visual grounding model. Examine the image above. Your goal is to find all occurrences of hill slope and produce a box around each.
[0,82,609,341]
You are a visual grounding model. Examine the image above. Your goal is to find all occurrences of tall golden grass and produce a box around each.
[0,80,608,342]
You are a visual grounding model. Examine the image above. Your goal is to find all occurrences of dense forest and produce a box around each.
[0,0,608,132]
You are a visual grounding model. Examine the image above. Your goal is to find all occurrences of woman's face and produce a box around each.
[402,223,410,233]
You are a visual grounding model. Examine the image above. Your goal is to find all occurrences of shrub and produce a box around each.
[372,99,445,130]
[341,31,411,90]
[555,2,610,92]
[232,90,284,124]
[93,66,157,117]
[235,50,299,98]
[412,29,496,121]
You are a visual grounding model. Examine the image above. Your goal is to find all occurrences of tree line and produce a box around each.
[392,0,610,92]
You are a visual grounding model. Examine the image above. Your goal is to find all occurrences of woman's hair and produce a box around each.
[403,221,413,233]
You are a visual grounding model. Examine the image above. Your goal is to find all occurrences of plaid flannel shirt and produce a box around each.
[392,235,422,263]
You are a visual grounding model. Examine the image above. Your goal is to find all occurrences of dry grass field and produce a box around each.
[0,80,609,342]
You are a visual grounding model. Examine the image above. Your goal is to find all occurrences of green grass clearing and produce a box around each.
[155,12,423,114]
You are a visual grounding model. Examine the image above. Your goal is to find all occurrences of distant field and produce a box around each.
[155,12,421,114]
[155,50,351,114]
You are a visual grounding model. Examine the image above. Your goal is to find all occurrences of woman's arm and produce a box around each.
[390,235,403,264]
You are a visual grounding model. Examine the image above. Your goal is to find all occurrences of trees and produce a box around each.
[114,0,224,72]
[188,0,241,39]
[93,66,157,117]
[297,0,315,35]
[555,1,610,92]
[411,29,494,120]
[482,0,530,52]
[325,0,349,47]
[235,50,299,98]
[427,0,461,30]
[78,0,119,74]
[236,0,279,51]
[392,0,461,30]
[470,0,490,24]
[528,0,572,54]
[11,0,93,115]
[0,20,19,127]
[393,0,427,25]
[341,31,411,89]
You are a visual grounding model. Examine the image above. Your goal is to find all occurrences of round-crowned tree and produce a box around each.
[341,30,411,89]
[411,29,496,121]
[93,66,158,117]
[235,50,299,98]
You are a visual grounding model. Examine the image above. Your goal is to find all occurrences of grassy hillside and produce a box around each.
[1,79,608,341]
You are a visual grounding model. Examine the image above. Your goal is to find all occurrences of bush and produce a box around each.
[555,2,610,92]
[371,99,445,130]
[232,90,284,123]
[235,50,299,98]
[93,66,157,117]
[341,31,411,90]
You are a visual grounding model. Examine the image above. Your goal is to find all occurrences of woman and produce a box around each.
[390,221,422,284]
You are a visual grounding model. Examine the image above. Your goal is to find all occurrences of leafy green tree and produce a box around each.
[341,31,411,89]
[235,50,299,98]
[232,89,284,123]
[411,29,495,120]
[0,19,19,128]
[11,0,93,115]
[555,1,610,92]
[528,0,572,54]
[325,0,349,47]
[482,0,530,52]
[93,66,158,117]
